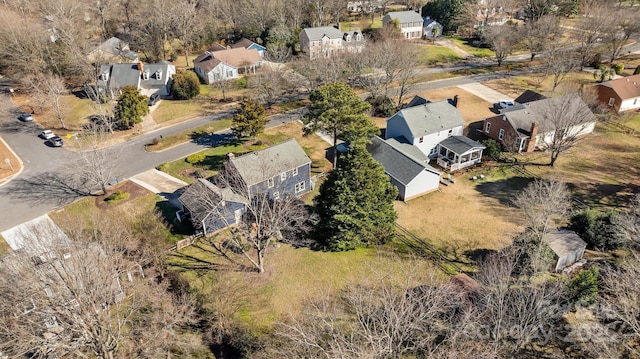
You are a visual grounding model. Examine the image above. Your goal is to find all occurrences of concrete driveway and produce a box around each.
[130,169,188,208]
[457,83,513,104]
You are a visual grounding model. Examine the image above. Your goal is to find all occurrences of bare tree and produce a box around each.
[520,14,561,61]
[571,2,610,69]
[0,216,196,358]
[515,178,570,242]
[249,67,292,109]
[71,130,120,195]
[45,74,69,129]
[541,41,579,92]
[171,0,200,67]
[601,6,640,64]
[482,24,520,67]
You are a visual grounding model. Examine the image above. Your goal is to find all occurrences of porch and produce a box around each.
[435,136,485,172]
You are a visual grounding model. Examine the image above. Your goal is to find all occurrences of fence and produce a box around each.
[169,235,198,252]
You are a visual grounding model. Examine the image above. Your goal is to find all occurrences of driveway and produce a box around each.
[456,83,513,104]
[130,169,187,208]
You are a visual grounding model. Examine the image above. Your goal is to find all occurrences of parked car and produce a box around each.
[496,100,515,109]
[148,93,160,106]
[47,136,64,147]
[18,113,34,122]
[40,130,55,139]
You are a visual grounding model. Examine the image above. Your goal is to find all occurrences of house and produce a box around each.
[482,93,597,153]
[87,37,139,64]
[423,17,443,38]
[434,136,485,172]
[368,136,441,201]
[596,74,640,113]
[347,0,384,14]
[233,38,267,58]
[193,47,262,84]
[543,229,587,272]
[96,62,175,98]
[299,26,365,60]
[383,11,424,39]
[226,139,312,199]
[178,178,247,236]
[385,99,465,158]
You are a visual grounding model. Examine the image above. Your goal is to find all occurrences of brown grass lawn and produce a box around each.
[264,121,333,174]
[414,87,495,125]
[483,71,596,99]
[0,137,21,182]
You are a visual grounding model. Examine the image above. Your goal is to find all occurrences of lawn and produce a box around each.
[482,71,596,99]
[340,17,383,31]
[0,234,11,255]
[0,137,20,182]
[448,36,495,58]
[415,44,464,65]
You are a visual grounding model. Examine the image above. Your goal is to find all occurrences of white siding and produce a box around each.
[620,97,640,112]
[403,170,440,200]
[413,125,464,158]
[208,63,238,83]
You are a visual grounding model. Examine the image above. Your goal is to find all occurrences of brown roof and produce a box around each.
[206,43,227,52]
[233,38,256,49]
[600,74,640,100]
[193,52,222,73]
[212,48,261,68]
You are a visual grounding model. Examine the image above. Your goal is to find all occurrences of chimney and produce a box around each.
[137,61,144,73]
[453,95,459,107]
[227,152,235,160]
[526,122,538,152]
[338,22,342,32]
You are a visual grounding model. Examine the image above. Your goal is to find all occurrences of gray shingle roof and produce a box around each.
[543,229,587,259]
[178,179,246,223]
[368,136,440,185]
[229,139,311,186]
[406,95,430,108]
[384,10,423,24]
[194,52,222,73]
[438,136,485,156]
[502,94,596,135]
[514,89,546,104]
[301,26,343,41]
[97,63,174,90]
[391,100,465,138]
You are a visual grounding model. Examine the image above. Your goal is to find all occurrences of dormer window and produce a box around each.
[356,34,362,41]
[155,70,162,79]
[100,71,109,81]
[346,35,351,42]
[142,71,150,80]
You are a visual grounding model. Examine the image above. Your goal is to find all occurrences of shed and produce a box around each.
[543,229,587,272]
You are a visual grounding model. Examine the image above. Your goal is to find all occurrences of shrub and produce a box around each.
[236,77,248,89]
[634,65,640,75]
[186,152,207,164]
[156,163,169,172]
[568,210,627,251]
[366,95,396,117]
[171,71,200,100]
[481,139,501,160]
[193,169,207,178]
[105,190,129,203]
[567,267,599,305]
[612,63,624,75]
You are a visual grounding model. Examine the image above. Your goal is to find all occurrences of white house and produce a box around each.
[193,47,262,84]
[385,99,465,158]
[299,26,365,60]
[96,62,176,97]
[368,136,441,201]
[383,11,424,39]
[596,74,640,113]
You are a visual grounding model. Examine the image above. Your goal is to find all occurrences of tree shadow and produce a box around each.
[190,131,236,148]
[0,171,91,206]
[154,200,194,236]
[463,248,498,264]
[567,182,640,209]
[167,240,254,273]
[474,176,533,207]
[0,117,41,135]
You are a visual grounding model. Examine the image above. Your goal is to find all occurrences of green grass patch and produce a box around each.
[105,190,129,204]
[417,45,463,65]
[0,234,11,255]
[146,119,233,151]
[340,17,382,31]
[449,36,494,58]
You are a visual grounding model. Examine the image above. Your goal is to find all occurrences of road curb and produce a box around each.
[0,135,24,188]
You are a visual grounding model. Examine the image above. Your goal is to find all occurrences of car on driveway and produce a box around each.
[496,100,515,109]
[18,113,34,122]
[40,130,55,139]
[47,136,64,147]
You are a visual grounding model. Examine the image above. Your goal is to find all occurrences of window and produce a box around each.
[295,181,306,193]
[227,70,234,78]
[419,137,424,143]
[292,167,298,176]
[273,191,280,200]
[280,172,286,181]
[635,98,638,105]
[142,71,150,80]
[267,178,274,188]
[485,122,491,133]
[498,128,505,140]
[356,34,362,41]
[346,35,351,42]
[448,129,453,136]
[608,97,615,106]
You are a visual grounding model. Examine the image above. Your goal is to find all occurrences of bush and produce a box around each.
[186,152,207,164]
[612,63,624,75]
[171,71,200,100]
[236,77,248,89]
[481,139,501,160]
[567,267,599,305]
[568,210,627,251]
[105,190,129,203]
[634,65,640,75]
[156,163,169,172]
[193,169,207,178]
[366,95,396,117]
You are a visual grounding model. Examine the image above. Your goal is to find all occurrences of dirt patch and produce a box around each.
[94,181,151,209]
[0,137,21,182]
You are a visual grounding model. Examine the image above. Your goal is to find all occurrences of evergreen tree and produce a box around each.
[313,144,398,251]
[422,0,464,33]
[171,70,200,99]
[231,98,267,138]
[303,82,378,168]
[114,85,149,129]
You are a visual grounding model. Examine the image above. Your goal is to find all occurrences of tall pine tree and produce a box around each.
[231,98,267,138]
[314,144,398,251]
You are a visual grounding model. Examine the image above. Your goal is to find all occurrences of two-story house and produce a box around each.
[482,93,597,153]
[383,11,424,39]
[96,62,176,98]
[226,139,312,200]
[299,26,365,60]
[386,99,465,158]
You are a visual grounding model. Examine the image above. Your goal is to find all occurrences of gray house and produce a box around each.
[423,17,443,38]
[226,139,312,200]
[96,62,176,98]
[368,136,441,201]
[178,178,247,236]
[543,229,587,272]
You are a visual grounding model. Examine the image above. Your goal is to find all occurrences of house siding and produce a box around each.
[483,115,522,151]
[555,247,585,272]
[596,85,621,113]
[620,97,640,112]
[413,125,463,158]
[249,163,312,199]
[403,170,440,201]
[202,201,245,235]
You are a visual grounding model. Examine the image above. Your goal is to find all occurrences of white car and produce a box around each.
[40,130,55,139]
[496,100,515,109]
